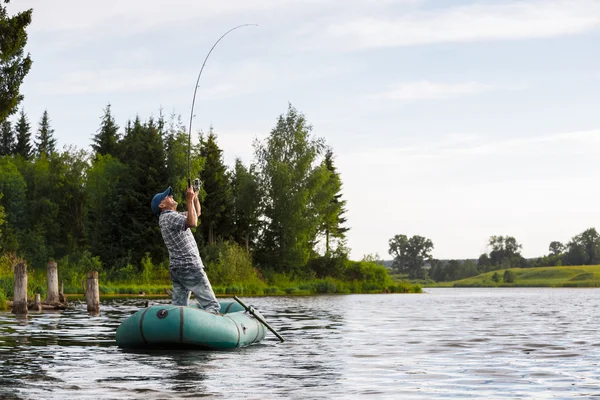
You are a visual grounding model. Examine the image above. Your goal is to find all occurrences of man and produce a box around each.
[151,185,221,314]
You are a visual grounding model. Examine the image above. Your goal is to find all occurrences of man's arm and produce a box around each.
[194,190,201,217]
[185,187,197,228]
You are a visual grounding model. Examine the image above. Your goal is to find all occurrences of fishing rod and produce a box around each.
[187,23,258,188]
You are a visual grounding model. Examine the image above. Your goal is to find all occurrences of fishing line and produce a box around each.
[187,23,258,187]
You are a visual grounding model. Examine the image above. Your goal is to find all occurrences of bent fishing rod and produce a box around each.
[187,23,258,189]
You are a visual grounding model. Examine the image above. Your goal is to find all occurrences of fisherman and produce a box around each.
[151,185,220,314]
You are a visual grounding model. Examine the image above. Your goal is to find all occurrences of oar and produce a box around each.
[233,296,284,343]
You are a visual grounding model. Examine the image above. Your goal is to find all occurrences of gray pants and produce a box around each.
[170,267,220,313]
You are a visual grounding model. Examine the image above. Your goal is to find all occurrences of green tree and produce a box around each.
[491,272,500,282]
[488,235,523,268]
[0,1,32,123]
[388,234,434,279]
[231,158,261,251]
[549,241,565,257]
[254,104,328,275]
[0,156,26,252]
[0,120,14,155]
[114,117,169,267]
[91,103,120,158]
[49,147,88,257]
[35,110,57,158]
[503,269,515,283]
[319,148,349,255]
[13,109,32,159]
[564,228,600,266]
[199,129,233,245]
[85,154,129,269]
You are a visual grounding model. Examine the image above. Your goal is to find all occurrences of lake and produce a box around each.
[1,288,600,399]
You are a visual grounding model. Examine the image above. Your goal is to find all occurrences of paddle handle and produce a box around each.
[233,296,285,343]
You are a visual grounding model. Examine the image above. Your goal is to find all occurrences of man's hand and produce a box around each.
[186,186,196,202]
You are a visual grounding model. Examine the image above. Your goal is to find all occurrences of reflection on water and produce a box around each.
[2,289,600,398]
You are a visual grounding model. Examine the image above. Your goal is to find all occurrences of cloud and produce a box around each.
[319,0,600,50]
[375,81,494,101]
[38,68,185,95]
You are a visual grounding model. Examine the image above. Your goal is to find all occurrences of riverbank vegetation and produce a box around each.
[386,228,600,287]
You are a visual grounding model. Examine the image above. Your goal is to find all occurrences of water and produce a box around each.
[1,288,600,399]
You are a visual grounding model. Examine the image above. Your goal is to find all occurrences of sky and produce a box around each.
[5,0,600,261]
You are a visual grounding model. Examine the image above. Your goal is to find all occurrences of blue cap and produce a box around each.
[151,186,173,215]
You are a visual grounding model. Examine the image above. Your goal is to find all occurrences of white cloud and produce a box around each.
[320,0,600,50]
[40,68,184,95]
[376,81,494,101]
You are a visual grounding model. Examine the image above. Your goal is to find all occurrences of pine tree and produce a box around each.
[0,2,33,122]
[13,109,32,159]
[199,129,233,245]
[231,158,261,251]
[321,149,349,254]
[0,120,14,155]
[35,110,57,158]
[91,104,120,158]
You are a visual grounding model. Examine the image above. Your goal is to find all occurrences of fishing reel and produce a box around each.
[192,178,202,192]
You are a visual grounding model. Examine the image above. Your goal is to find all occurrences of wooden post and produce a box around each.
[86,271,100,313]
[12,261,27,315]
[32,293,42,312]
[46,261,59,304]
[59,280,67,303]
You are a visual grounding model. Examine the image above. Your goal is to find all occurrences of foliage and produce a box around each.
[254,104,328,275]
[34,110,56,158]
[388,234,433,279]
[0,120,14,155]
[199,130,233,244]
[0,2,32,123]
[202,241,261,287]
[231,158,261,251]
[564,228,600,266]
[13,109,32,159]
[91,103,120,158]
[503,269,515,283]
[317,148,349,254]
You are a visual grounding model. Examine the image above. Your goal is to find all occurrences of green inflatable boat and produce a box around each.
[116,300,269,350]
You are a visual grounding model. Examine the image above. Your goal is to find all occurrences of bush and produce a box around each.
[0,291,6,310]
[204,241,262,287]
[503,270,516,283]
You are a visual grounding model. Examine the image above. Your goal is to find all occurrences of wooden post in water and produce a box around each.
[32,294,42,312]
[46,261,59,304]
[12,261,28,315]
[86,271,100,313]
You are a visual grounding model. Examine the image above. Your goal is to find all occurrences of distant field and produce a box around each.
[429,265,600,288]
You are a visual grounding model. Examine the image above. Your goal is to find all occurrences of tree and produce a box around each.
[91,104,120,158]
[231,158,261,251]
[564,228,600,266]
[113,117,169,267]
[503,269,515,283]
[35,110,57,158]
[487,235,523,268]
[199,129,233,245]
[491,272,500,283]
[318,148,349,255]
[0,120,14,155]
[13,109,32,159]
[549,241,565,257]
[388,234,434,279]
[254,104,328,275]
[0,1,33,123]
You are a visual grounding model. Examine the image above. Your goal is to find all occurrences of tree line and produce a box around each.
[1,2,409,299]
[387,228,600,282]
[0,104,353,278]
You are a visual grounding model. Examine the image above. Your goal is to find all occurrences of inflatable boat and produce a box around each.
[116,299,275,350]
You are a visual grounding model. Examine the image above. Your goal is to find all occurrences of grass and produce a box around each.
[434,265,600,288]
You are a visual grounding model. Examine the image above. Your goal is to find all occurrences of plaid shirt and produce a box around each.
[158,210,204,269]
